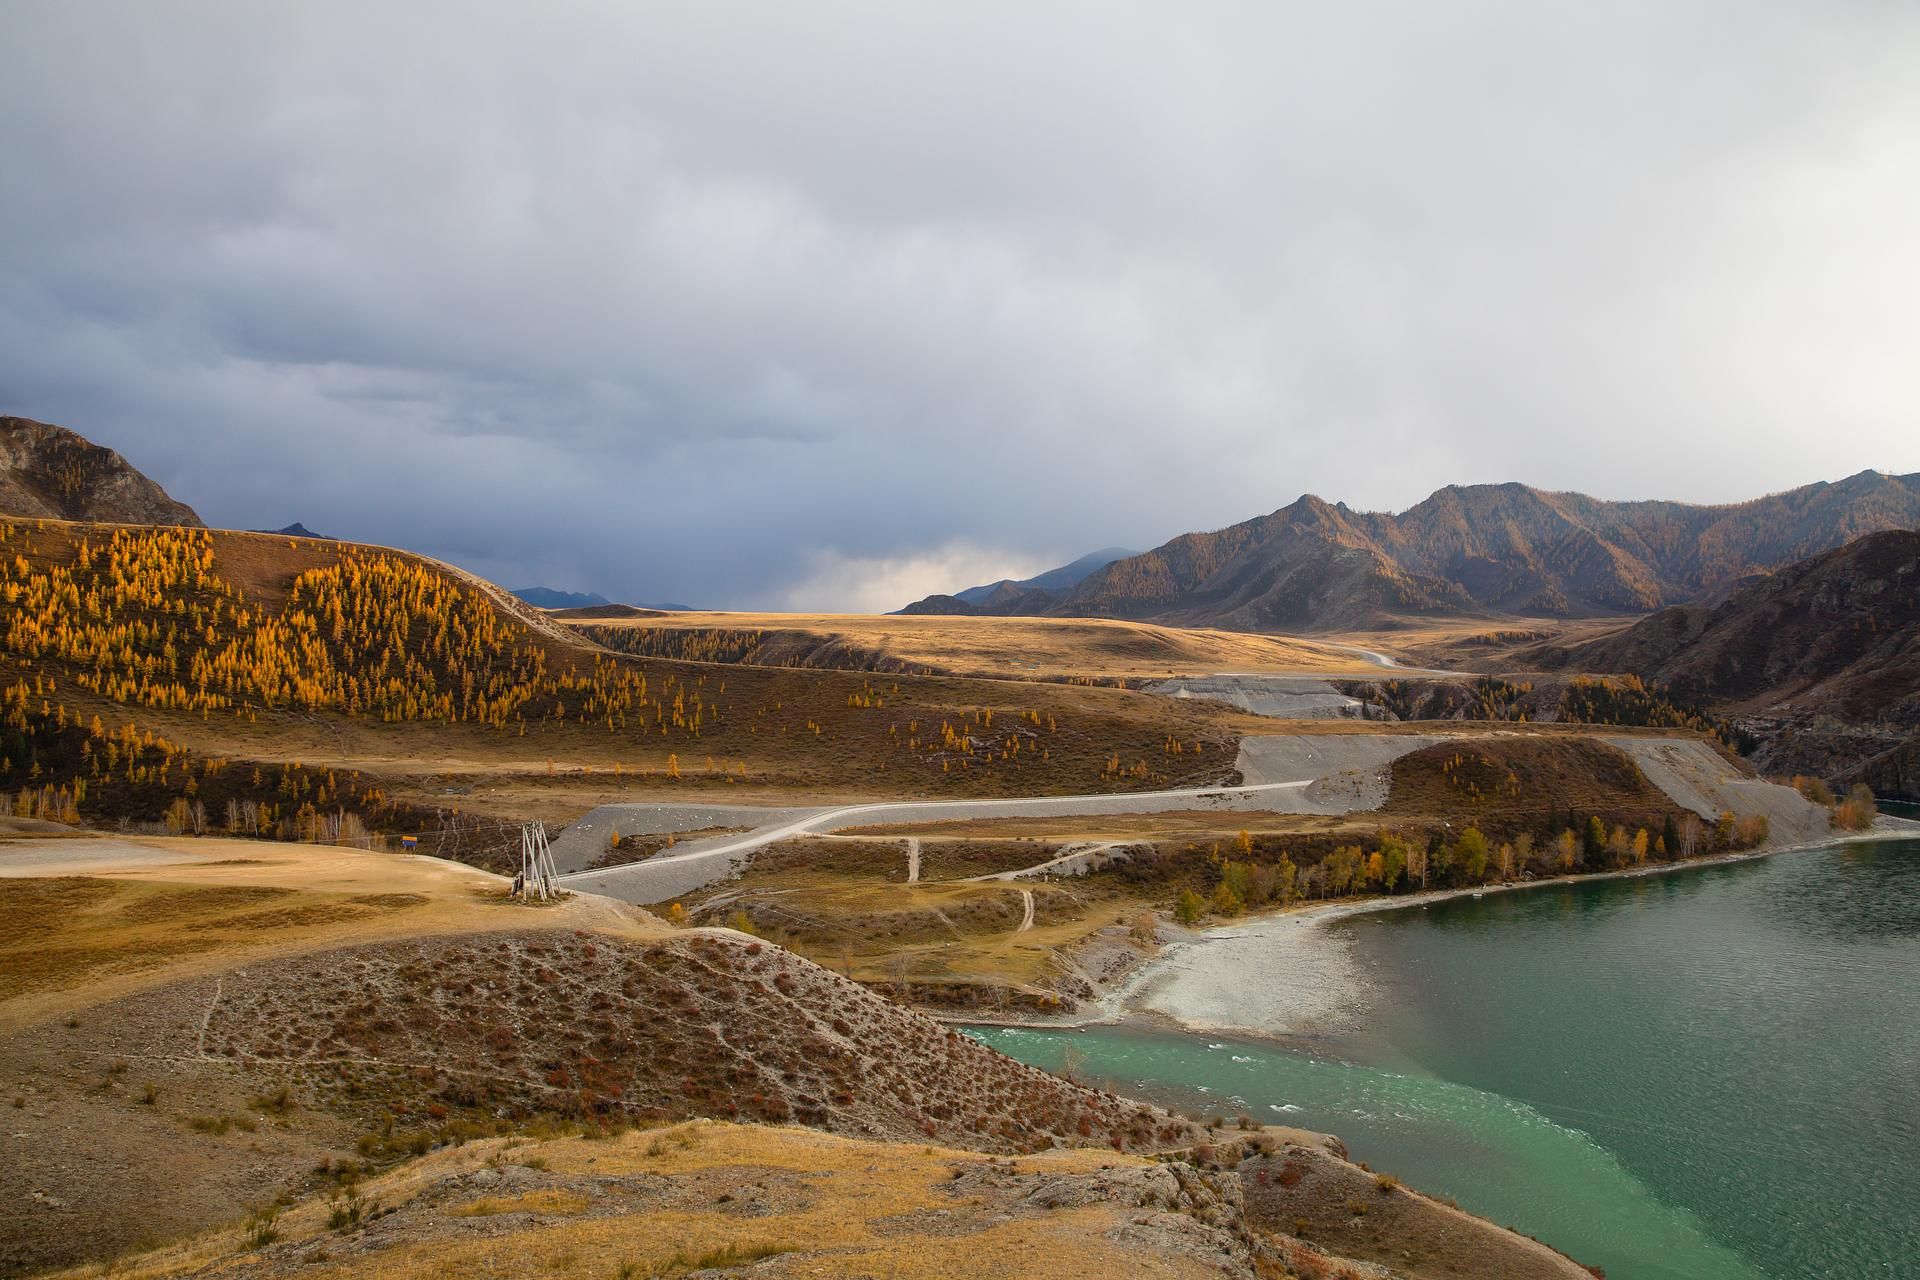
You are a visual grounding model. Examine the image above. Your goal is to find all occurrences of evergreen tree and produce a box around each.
[1583,815,1607,869]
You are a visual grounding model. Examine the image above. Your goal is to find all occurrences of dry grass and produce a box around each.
[571,610,1385,680]
[451,1188,591,1217]
[1383,736,1691,834]
[65,1123,1223,1280]
[1,871,1197,1274]
[676,837,1139,1007]
[1325,615,1639,671]
[0,835,657,1029]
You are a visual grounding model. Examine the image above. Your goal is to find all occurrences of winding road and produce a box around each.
[554,776,1318,903]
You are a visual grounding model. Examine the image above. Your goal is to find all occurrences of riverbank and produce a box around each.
[968,832,1920,1280]
[954,815,1920,1039]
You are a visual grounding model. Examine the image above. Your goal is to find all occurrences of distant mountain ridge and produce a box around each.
[0,416,202,527]
[513,586,694,612]
[263,522,333,540]
[897,547,1137,617]
[513,586,613,609]
[903,473,1920,631]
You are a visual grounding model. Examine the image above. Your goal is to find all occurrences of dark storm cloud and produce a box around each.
[2,2,1917,609]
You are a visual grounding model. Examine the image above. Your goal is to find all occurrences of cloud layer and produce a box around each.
[3,2,1917,609]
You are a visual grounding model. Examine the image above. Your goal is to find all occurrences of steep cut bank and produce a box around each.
[0,416,203,526]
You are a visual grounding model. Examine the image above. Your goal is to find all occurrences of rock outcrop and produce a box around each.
[0,416,202,526]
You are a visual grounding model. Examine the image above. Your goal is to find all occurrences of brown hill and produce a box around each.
[907,472,1920,631]
[0,415,202,526]
[1523,530,1920,798]
[0,845,1191,1273]
[0,840,1591,1280]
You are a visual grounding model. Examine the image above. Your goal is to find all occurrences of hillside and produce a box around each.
[0,839,1188,1272]
[0,837,1589,1280]
[0,519,1269,863]
[0,416,203,527]
[568,610,1388,682]
[904,472,1920,631]
[1523,530,1920,798]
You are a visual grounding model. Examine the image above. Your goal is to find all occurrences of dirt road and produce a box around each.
[554,777,1319,902]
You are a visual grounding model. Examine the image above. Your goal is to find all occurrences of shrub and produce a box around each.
[1793,775,1836,806]
[328,1188,365,1231]
[1127,910,1158,946]
[243,1206,280,1250]
[1836,785,1878,832]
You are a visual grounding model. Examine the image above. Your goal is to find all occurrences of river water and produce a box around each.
[969,831,1920,1279]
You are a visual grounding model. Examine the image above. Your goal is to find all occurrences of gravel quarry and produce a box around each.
[1603,736,1831,844]
[1145,675,1370,718]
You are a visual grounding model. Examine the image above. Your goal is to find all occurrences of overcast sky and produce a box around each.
[2,3,1917,610]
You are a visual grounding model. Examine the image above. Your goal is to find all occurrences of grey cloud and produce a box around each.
[2,2,1916,609]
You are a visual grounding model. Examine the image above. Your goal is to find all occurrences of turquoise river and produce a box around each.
[968,830,1920,1279]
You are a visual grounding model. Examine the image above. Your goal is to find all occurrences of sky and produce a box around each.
[2,3,1917,612]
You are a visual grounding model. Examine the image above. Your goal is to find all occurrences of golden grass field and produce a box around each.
[572,609,1395,679]
[61,1118,1344,1280]
[0,835,653,1029]
[1320,615,1636,670]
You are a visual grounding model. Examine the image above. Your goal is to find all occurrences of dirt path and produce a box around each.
[194,975,224,1060]
[905,838,921,883]
[1017,889,1035,932]
[968,841,1122,883]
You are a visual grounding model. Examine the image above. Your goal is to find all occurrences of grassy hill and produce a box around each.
[0,837,1590,1280]
[570,610,1387,682]
[0,520,1271,863]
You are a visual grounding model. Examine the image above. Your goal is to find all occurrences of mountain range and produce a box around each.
[512,586,695,612]
[513,586,614,609]
[896,546,1136,616]
[904,474,1920,631]
[0,416,202,527]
